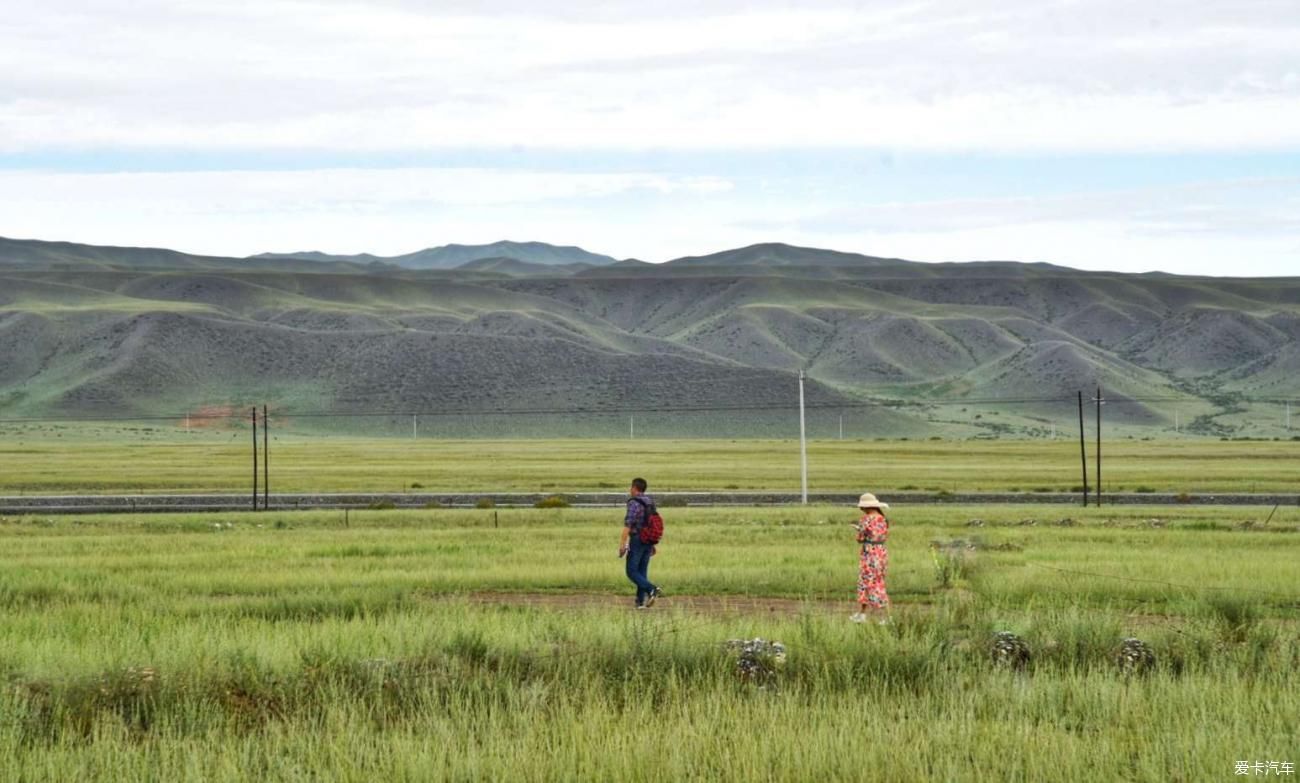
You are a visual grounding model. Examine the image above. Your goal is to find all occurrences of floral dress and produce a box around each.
[856,512,889,608]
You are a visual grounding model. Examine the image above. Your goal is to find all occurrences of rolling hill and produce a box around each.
[1,236,1296,437]
[251,240,618,270]
[666,242,910,268]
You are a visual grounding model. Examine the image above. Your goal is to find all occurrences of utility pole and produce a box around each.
[251,407,258,512]
[630,415,635,440]
[413,414,418,440]
[839,413,843,441]
[1175,410,1179,434]
[1077,391,1088,507]
[1093,387,1104,507]
[263,404,269,511]
[799,370,808,505]
[1287,401,1291,431]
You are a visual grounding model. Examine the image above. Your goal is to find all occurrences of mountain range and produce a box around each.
[249,240,618,270]
[1,235,1296,438]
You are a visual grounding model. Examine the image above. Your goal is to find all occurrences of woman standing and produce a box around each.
[852,492,890,624]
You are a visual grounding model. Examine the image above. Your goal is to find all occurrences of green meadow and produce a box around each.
[1,505,1296,781]
[0,429,1298,494]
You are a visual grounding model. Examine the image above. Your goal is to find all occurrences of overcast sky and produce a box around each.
[2,0,1298,274]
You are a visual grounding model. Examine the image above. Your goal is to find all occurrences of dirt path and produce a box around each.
[461,591,873,617]
[450,591,1298,627]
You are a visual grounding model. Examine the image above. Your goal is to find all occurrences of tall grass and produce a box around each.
[2,602,1293,781]
[0,506,1296,781]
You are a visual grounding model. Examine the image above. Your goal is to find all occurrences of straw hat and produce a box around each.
[857,492,889,511]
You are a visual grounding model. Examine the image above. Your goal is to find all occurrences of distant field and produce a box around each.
[0,505,1295,781]
[0,428,1297,494]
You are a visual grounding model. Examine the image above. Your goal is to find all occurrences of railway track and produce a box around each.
[2,490,1296,514]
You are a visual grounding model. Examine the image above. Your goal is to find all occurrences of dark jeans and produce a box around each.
[625,538,657,606]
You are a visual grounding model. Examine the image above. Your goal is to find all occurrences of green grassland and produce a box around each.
[0,430,1297,494]
[1,505,1296,781]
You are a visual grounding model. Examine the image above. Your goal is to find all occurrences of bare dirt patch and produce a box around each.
[460,591,857,616]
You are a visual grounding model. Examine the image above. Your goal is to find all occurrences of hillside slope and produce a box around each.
[251,241,617,270]
[1,238,1296,437]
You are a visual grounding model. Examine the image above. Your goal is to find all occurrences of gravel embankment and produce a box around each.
[1,491,1296,514]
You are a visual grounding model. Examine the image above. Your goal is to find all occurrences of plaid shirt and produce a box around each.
[623,495,654,532]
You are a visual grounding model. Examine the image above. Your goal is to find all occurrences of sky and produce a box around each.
[1,0,1298,275]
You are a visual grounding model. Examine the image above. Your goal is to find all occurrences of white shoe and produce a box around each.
[850,613,866,623]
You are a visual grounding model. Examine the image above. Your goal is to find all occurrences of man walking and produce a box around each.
[619,477,662,609]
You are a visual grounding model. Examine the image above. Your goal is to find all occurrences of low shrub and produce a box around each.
[929,541,976,588]
[1206,596,1258,643]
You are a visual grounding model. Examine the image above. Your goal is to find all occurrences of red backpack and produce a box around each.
[631,497,664,545]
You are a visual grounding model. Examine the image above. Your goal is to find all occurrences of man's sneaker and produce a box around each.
[645,587,662,607]
[635,604,647,611]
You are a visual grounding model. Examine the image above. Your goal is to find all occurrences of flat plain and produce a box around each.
[1,431,1298,494]
[1,504,1296,781]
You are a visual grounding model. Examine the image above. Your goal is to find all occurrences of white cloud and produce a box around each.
[0,167,731,256]
[2,1,1298,275]
[3,0,1299,152]
[2,166,1295,276]
[777,178,1300,237]
[0,167,730,209]
[727,178,1300,275]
